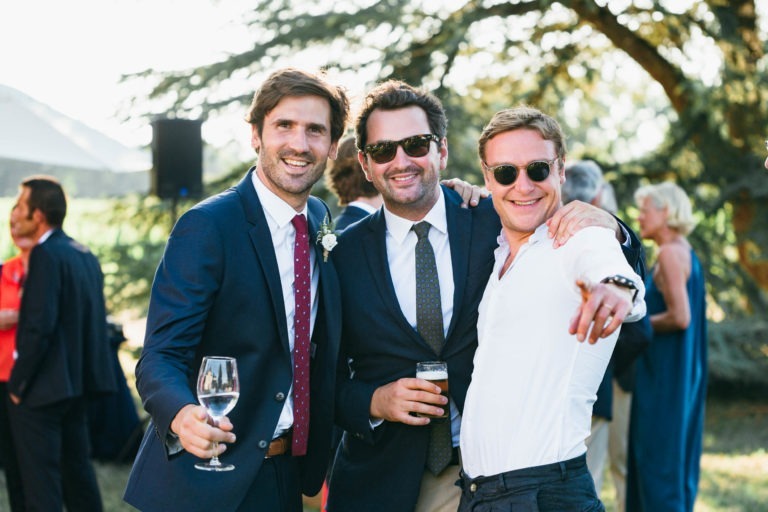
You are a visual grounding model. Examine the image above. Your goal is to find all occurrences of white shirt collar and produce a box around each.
[383,189,448,245]
[252,170,308,225]
[347,200,378,215]
[38,228,55,244]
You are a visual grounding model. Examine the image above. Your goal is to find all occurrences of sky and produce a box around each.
[0,0,259,151]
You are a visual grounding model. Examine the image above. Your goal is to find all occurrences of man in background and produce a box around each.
[326,136,383,230]
[8,175,116,511]
[563,159,651,510]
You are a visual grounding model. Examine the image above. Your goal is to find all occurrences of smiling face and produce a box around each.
[358,106,446,221]
[252,95,338,210]
[483,128,565,244]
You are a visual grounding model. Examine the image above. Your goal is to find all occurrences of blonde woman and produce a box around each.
[626,182,707,512]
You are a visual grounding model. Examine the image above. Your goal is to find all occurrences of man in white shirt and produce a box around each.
[459,106,646,512]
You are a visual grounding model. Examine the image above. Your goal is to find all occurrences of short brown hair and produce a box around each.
[354,80,447,150]
[21,175,67,228]
[478,106,567,163]
[245,68,349,143]
[325,137,378,205]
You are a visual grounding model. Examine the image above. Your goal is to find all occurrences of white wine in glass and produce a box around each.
[195,356,240,471]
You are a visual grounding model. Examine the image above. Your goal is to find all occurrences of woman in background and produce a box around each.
[0,229,34,511]
[626,182,707,512]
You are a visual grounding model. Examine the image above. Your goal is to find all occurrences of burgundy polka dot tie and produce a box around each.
[291,214,311,456]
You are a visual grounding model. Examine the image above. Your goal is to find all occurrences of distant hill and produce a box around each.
[0,83,151,197]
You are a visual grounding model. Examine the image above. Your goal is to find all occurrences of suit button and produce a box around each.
[275,392,286,402]
[470,483,477,492]
[258,440,268,449]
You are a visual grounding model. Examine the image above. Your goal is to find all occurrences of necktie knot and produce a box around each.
[413,221,431,240]
[291,214,308,236]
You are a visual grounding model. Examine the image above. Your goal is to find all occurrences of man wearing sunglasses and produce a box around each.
[457,106,646,512]
[325,81,645,512]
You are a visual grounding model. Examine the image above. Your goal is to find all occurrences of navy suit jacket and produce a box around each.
[124,170,341,511]
[327,187,500,511]
[9,229,115,406]
[334,205,371,231]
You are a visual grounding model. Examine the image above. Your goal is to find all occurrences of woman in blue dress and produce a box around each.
[626,182,707,512]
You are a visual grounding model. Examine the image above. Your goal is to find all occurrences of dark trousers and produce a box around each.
[9,397,102,512]
[458,454,604,512]
[0,383,24,511]
[236,454,303,512]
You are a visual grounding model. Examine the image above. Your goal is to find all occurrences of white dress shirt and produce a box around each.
[382,192,462,445]
[252,172,320,438]
[460,224,645,478]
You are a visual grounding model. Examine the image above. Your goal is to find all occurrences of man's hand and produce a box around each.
[370,378,447,425]
[9,393,20,405]
[546,200,622,248]
[170,404,236,459]
[571,280,633,344]
[441,178,489,208]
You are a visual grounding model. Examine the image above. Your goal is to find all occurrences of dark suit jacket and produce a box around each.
[327,187,500,511]
[8,229,115,406]
[327,187,645,511]
[334,205,370,231]
[124,170,341,512]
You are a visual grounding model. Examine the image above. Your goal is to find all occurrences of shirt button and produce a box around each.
[258,440,268,449]
[470,483,477,493]
[275,392,286,402]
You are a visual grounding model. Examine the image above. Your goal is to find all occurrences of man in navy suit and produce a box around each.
[124,68,348,512]
[8,176,116,511]
[326,81,645,512]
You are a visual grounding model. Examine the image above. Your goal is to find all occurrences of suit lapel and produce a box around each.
[444,188,471,341]
[363,210,425,345]
[307,198,340,353]
[237,170,290,354]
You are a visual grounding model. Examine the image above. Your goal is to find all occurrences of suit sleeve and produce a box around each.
[135,208,225,449]
[8,245,59,398]
[616,216,646,281]
[334,351,382,444]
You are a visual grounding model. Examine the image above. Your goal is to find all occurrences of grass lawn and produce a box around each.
[0,394,764,511]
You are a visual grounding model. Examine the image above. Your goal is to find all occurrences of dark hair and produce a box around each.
[354,80,447,150]
[21,175,67,228]
[245,68,349,143]
[325,137,378,205]
[478,105,566,163]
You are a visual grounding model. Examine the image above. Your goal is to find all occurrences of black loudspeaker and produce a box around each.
[150,118,203,199]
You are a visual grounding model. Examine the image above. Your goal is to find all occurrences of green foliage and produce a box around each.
[117,0,768,367]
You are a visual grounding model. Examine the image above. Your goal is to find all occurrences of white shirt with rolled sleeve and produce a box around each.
[460,223,645,479]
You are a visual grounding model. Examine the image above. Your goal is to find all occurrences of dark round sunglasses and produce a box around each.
[363,134,439,164]
[483,158,558,186]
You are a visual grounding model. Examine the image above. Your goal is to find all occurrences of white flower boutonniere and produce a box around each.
[316,214,338,262]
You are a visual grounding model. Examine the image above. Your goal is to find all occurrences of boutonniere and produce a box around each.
[316,214,339,262]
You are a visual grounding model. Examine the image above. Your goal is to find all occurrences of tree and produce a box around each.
[127,0,768,379]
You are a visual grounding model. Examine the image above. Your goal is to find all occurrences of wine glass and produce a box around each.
[195,356,240,471]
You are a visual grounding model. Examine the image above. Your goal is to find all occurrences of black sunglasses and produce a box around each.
[483,158,558,186]
[363,134,439,164]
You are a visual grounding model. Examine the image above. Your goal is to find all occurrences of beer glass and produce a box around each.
[416,361,449,419]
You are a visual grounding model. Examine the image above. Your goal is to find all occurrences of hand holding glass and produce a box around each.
[195,356,239,471]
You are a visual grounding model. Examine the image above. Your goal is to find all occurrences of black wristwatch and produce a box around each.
[600,275,639,302]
